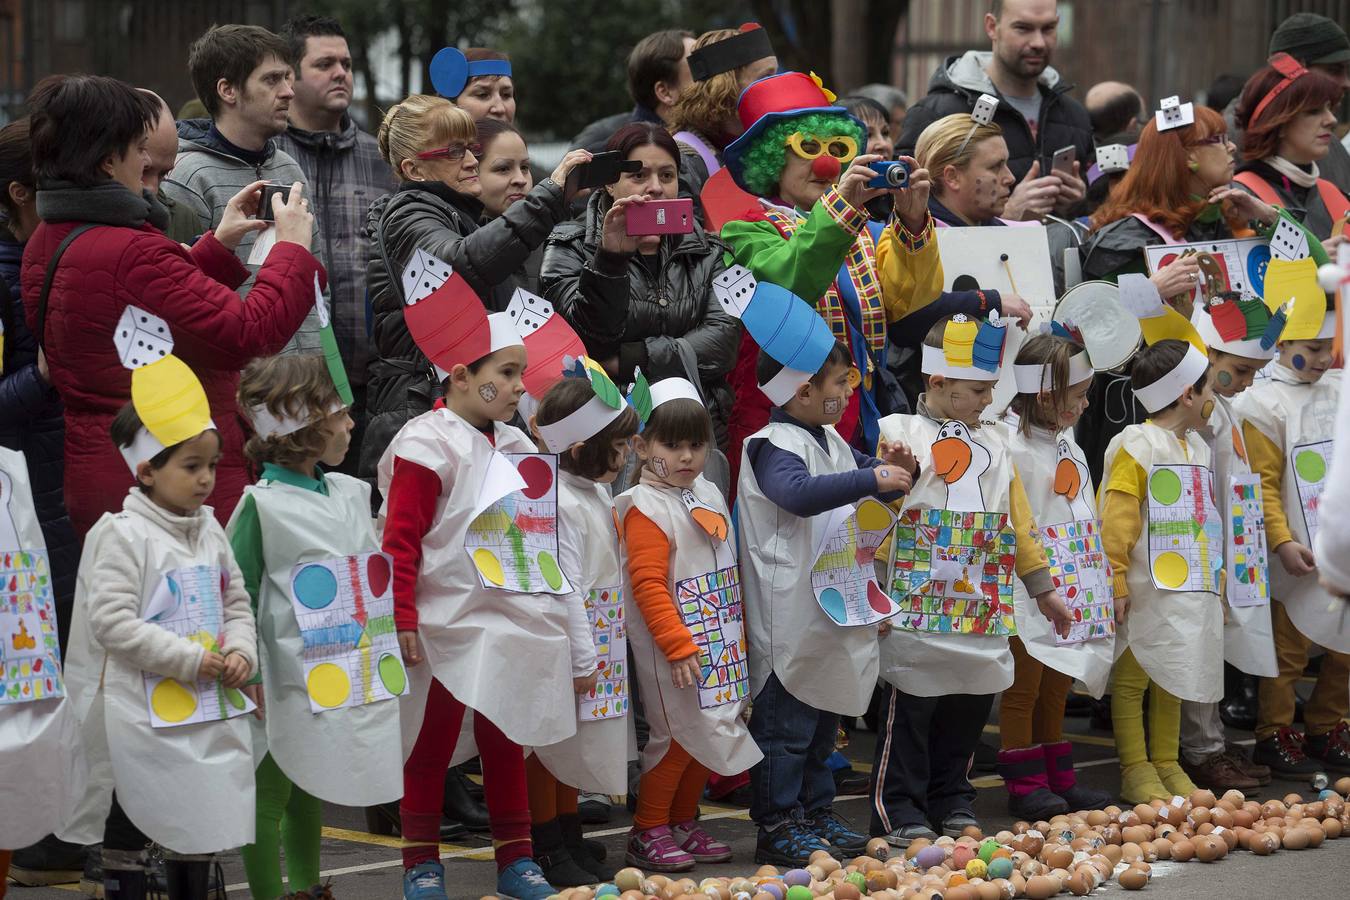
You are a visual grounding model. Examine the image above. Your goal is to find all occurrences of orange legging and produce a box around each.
[634,740,710,830]
[999,636,1074,749]
[525,754,580,823]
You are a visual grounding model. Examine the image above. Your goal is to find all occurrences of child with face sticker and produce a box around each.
[614,378,761,871]
[997,334,1116,821]
[1232,306,1350,778]
[378,311,574,900]
[1100,339,1223,804]
[737,341,917,865]
[869,315,1071,846]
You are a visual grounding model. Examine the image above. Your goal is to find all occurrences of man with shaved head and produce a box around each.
[138,89,201,243]
[1085,81,1144,142]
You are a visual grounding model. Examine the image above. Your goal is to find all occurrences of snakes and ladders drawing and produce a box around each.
[0,549,61,706]
[465,453,573,595]
[1143,238,1271,303]
[289,551,408,713]
[675,566,748,709]
[1227,473,1270,608]
[889,508,1018,636]
[1039,520,1114,644]
[1290,440,1332,547]
[1146,464,1224,594]
[578,585,627,721]
[810,498,900,626]
[141,565,256,728]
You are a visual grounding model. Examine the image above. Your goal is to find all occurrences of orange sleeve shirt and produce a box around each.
[622,507,700,663]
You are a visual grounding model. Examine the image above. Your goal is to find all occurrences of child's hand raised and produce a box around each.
[398,630,424,666]
[670,653,703,689]
[573,671,599,696]
[1035,588,1073,639]
[198,650,225,682]
[873,464,913,494]
[220,651,251,688]
[1276,541,1316,577]
[877,439,918,476]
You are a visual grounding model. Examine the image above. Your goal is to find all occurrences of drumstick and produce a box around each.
[1000,253,1020,295]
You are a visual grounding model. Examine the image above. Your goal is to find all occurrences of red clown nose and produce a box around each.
[811,154,841,181]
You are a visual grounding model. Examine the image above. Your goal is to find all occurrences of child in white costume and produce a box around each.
[614,377,762,872]
[229,355,403,900]
[0,447,86,864]
[1100,340,1223,804]
[524,371,641,886]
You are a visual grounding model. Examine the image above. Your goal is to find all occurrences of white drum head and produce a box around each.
[1053,280,1142,371]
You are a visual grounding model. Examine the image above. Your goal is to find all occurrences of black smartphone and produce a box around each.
[564,151,642,194]
[257,182,290,222]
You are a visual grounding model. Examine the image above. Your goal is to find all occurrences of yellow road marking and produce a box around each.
[319,826,475,854]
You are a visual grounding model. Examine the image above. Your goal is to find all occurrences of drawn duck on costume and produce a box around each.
[0,467,19,552]
[1053,438,1094,520]
[931,420,991,512]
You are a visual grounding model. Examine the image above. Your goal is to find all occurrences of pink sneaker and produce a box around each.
[625,825,695,872]
[671,820,733,863]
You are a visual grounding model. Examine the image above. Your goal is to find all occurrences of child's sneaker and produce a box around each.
[939,811,979,838]
[495,859,556,900]
[882,823,938,848]
[625,825,694,872]
[670,821,733,863]
[805,808,868,853]
[753,820,830,867]
[402,862,446,900]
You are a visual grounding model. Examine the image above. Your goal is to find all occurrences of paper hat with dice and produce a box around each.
[534,356,630,452]
[957,94,999,156]
[505,287,587,398]
[711,265,837,405]
[430,47,511,98]
[921,312,1010,381]
[401,248,523,374]
[114,306,214,474]
[1155,95,1195,132]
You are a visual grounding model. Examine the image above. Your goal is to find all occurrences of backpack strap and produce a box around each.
[34,223,97,351]
[1316,177,1350,223]
[1232,170,1285,208]
[1234,169,1350,229]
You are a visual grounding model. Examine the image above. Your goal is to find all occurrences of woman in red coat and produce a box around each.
[20,75,325,536]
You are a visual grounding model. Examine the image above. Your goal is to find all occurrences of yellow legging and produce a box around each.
[1110,647,1182,770]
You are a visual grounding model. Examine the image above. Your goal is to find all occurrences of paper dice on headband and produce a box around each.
[402,248,454,305]
[399,248,523,372]
[971,93,999,126]
[114,306,213,473]
[507,287,586,398]
[1269,217,1311,262]
[1096,143,1130,174]
[1155,95,1195,132]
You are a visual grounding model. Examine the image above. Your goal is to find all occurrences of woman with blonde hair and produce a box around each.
[360,94,590,487]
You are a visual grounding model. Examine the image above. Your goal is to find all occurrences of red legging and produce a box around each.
[401,678,531,870]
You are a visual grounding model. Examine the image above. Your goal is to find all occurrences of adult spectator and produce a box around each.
[897,0,1089,221]
[850,83,909,138]
[20,75,322,537]
[541,123,739,451]
[361,95,589,483]
[1085,81,1144,143]
[166,24,325,353]
[140,91,200,243]
[275,13,399,473]
[1205,74,1248,113]
[476,117,544,295]
[1266,13,1350,191]
[446,49,517,122]
[570,30,695,153]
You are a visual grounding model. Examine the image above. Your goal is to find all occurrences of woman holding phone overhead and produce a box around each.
[540,122,739,454]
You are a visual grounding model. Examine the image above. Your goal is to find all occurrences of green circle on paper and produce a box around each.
[1295,449,1326,483]
[538,551,564,590]
[224,687,246,710]
[378,653,407,695]
[1149,468,1182,505]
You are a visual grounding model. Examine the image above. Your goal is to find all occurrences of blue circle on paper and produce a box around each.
[293,564,338,609]
[1247,245,1271,294]
[819,588,848,625]
[430,47,469,98]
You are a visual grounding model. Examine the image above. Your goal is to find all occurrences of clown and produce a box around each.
[719,71,945,471]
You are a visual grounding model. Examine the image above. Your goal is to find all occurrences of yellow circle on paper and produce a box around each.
[1148,468,1183,505]
[857,499,892,531]
[151,678,197,723]
[473,548,505,586]
[1153,551,1189,589]
[307,663,351,709]
[1294,449,1326,483]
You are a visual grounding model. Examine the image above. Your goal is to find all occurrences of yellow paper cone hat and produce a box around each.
[115,306,212,472]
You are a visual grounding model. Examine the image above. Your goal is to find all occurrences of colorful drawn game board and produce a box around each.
[0,549,62,705]
[889,508,1017,636]
[142,565,256,728]
[1039,520,1114,644]
[810,499,900,626]
[578,585,627,721]
[1143,238,1270,303]
[289,551,408,713]
[1290,440,1332,547]
[1146,465,1224,594]
[465,453,572,595]
[1227,473,1270,608]
[675,566,748,710]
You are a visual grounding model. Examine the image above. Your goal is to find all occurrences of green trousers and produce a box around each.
[239,753,324,899]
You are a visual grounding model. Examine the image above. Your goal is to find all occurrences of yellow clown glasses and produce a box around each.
[785,132,858,163]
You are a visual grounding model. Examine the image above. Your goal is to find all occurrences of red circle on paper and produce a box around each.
[517,456,554,499]
[367,553,392,598]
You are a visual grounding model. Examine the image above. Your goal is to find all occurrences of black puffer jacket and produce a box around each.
[540,190,740,451]
[360,177,569,480]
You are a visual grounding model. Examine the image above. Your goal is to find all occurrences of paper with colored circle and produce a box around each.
[0,549,63,705]
[288,551,407,714]
[465,453,573,595]
[1040,519,1114,644]
[809,498,900,627]
[141,565,256,728]
[1142,238,1270,305]
[1145,465,1223,594]
[889,508,1017,636]
[1291,439,1332,548]
[578,585,627,721]
[675,566,748,710]
[1226,473,1270,608]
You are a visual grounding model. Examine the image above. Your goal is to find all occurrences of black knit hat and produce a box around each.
[1269,12,1350,65]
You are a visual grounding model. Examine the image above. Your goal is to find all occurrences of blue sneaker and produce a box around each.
[496,858,557,900]
[403,862,447,900]
[806,807,868,853]
[754,820,830,866]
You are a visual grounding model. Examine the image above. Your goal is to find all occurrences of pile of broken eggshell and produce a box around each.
[526,776,1350,900]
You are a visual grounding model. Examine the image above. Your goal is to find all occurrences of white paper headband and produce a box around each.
[535,395,628,453]
[649,377,703,409]
[248,400,346,439]
[920,343,1002,381]
[1135,344,1209,413]
[1191,309,1276,361]
[1012,351,1094,394]
[118,419,218,475]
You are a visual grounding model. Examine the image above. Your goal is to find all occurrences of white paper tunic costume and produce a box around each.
[613,473,762,775]
[231,473,403,805]
[1006,427,1115,697]
[531,472,631,795]
[877,413,1018,697]
[737,421,878,716]
[377,408,575,750]
[0,447,86,848]
[61,493,256,853]
[1103,425,1224,702]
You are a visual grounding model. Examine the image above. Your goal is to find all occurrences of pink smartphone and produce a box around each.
[625,198,695,236]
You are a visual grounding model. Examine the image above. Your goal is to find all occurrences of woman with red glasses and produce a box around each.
[359,94,589,487]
